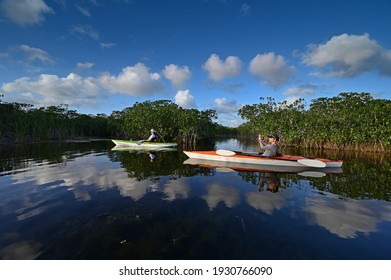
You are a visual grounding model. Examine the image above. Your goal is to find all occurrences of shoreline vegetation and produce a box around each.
[0,99,234,147]
[238,92,390,153]
[1,92,390,153]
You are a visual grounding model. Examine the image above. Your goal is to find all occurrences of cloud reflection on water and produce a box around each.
[202,183,240,210]
[246,191,286,215]
[163,179,191,201]
[304,196,391,238]
[1,152,391,241]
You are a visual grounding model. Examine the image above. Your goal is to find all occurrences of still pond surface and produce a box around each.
[0,138,390,260]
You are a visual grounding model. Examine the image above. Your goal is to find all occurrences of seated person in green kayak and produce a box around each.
[145,129,158,142]
[258,134,280,157]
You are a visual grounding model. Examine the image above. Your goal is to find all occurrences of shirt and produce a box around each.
[259,140,278,157]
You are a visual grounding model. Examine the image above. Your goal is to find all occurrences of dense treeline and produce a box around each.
[0,99,227,145]
[0,103,110,144]
[116,100,235,144]
[1,92,390,151]
[109,100,228,145]
[238,92,391,152]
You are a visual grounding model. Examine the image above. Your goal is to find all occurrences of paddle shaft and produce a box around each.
[156,131,165,142]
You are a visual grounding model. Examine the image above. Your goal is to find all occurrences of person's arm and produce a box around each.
[145,134,153,142]
[258,135,268,149]
[258,135,278,156]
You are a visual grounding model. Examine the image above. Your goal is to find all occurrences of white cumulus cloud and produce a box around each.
[0,0,53,26]
[162,64,191,88]
[203,54,242,82]
[98,63,163,96]
[249,52,294,88]
[1,63,165,108]
[174,90,196,108]
[302,33,391,78]
[1,73,101,107]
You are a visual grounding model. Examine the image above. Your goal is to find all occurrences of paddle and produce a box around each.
[155,131,165,143]
[216,149,327,168]
[216,149,236,156]
[298,171,326,178]
[297,159,326,168]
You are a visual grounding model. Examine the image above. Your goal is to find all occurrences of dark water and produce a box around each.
[0,139,390,260]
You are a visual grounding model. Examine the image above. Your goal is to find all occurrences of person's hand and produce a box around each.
[258,134,263,140]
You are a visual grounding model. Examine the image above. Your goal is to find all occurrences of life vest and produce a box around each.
[151,133,158,142]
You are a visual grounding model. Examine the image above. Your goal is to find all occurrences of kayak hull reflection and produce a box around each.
[183,158,342,176]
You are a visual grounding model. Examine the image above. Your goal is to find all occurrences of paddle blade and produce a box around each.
[298,171,326,178]
[297,159,327,168]
[215,167,235,173]
[216,149,236,156]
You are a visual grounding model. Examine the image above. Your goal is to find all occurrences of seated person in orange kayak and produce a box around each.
[258,133,280,157]
[258,172,280,193]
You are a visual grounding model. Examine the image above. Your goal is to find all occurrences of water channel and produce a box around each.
[0,139,390,259]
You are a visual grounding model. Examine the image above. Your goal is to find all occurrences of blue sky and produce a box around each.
[1,0,390,127]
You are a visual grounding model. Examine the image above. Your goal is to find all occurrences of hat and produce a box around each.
[150,129,155,132]
[267,183,279,193]
[267,134,279,141]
